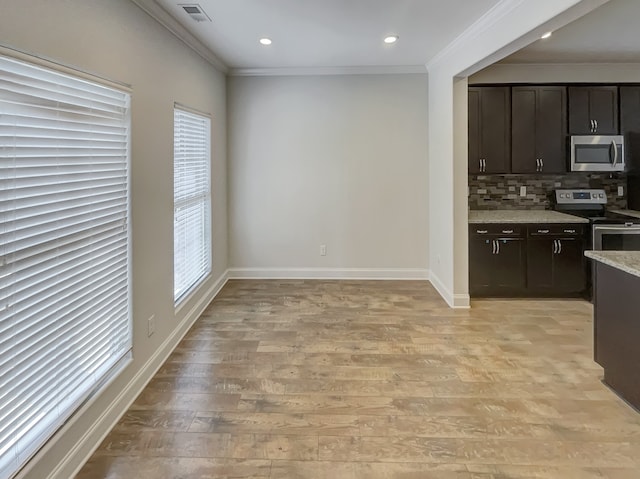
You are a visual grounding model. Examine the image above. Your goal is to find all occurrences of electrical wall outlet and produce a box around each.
[147,315,155,337]
[618,186,624,197]
[520,186,527,197]
[320,244,327,256]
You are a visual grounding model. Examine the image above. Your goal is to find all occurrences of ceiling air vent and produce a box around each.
[180,4,211,22]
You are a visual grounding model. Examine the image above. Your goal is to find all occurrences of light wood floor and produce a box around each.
[77,280,640,478]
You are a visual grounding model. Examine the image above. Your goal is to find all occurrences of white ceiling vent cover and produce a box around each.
[180,4,211,22]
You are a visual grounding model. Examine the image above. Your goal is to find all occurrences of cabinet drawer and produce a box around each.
[470,224,523,236]
[528,224,585,236]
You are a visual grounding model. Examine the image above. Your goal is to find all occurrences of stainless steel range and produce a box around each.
[554,188,640,250]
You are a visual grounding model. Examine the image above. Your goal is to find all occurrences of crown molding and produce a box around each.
[496,61,640,67]
[426,0,526,71]
[129,0,228,73]
[229,64,427,77]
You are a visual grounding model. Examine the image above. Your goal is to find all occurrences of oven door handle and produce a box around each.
[594,225,640,232]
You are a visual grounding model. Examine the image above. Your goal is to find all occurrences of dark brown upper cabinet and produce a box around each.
[511,86,567,174]
[468,87,511,174]
[568,86,618,135]
[620,86,640,171]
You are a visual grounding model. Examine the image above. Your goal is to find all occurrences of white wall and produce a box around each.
[227,74,429,278]
[0,1,227,477]
[471,62,640,84]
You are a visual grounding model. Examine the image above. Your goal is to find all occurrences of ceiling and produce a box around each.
[150,0,501,71]
[502,0,640,64]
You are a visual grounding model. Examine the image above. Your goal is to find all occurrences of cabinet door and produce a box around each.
[620,86,640,172]
[469,236,494,293]
[468,87,510,174]
[536,87,567,173]
[511,88,538,173]
[468,89,481,174]
[526,237,554,290]
[589,87,618,135]
[481,87,511,173]
[568,87,591,134]
[493,238,526,290]
[569,86,618,135]
[512,87,566,174]
[554,238,586,293]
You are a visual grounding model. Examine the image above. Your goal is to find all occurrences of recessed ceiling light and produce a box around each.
[384,35,399,44]
[541,31,552,39]
[259,38,272,46]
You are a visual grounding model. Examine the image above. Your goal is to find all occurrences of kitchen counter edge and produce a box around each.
[469,210,589,224]
[585,250,640,278]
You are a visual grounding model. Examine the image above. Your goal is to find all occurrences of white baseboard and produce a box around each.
[228,267,430,281]
[429,271,470,308]
[48,270,230,479]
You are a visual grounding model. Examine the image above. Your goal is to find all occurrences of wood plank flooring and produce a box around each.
[77,280,640,478]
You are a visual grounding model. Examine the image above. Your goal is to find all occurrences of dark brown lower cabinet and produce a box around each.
[593,262,640,410]
[469,223,586,297]
[469,225,526,296]
[527,226,586,295]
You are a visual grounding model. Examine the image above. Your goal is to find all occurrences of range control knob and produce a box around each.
[592,193,597,199]
[599,193,605,198]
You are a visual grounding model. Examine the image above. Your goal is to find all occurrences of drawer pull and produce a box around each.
[476,230,488,234]
[502,229,514,234]
[537,229,550,234]
[564,229,576,234]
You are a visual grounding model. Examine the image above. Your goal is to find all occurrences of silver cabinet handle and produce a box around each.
[558,240,562,254]
[595,119,598,132]
[564,229,576,234]
[502,230,514,234]
[590,120,594,132]
[492,239,496,254]
[540,158,544,171]
[535,158,539,171]
[482,159,486,172]
[537,229,550,234]
[495,240,500,255]
[476,229,488,234]
[612,140,618,166]
[553,240,558,254]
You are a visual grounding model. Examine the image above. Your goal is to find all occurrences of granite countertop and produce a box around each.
[585,250,640,278]
[610,209,640,219]
[468,210,590,224]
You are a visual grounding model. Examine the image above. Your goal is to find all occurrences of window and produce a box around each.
[173,107,211,303]
[0,54,131,478]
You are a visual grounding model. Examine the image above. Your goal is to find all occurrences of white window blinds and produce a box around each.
[173,107,211,303]
[0,54,131,478]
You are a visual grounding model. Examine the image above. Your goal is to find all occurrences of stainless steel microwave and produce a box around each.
[570,135,624,172]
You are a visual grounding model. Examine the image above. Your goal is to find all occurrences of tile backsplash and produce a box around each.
[469,173,627,210]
